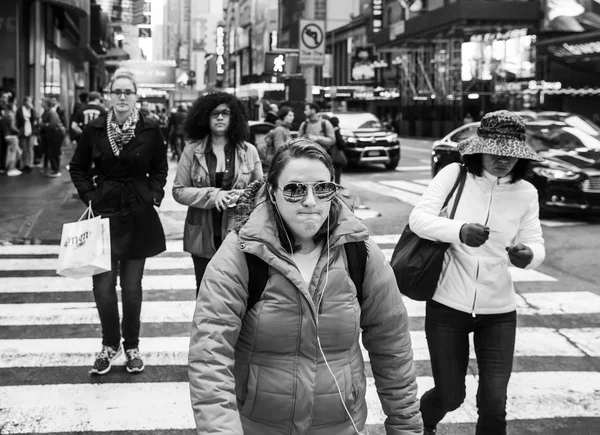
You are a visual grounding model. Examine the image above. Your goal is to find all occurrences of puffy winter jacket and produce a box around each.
[409,163,545,315]
[188,184,423,435]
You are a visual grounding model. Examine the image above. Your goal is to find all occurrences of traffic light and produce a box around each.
[264,52,287,75]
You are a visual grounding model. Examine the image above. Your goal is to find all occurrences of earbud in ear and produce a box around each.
[268,189,276,204]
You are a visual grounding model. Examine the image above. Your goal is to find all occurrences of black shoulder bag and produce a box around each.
[390,165,467,301]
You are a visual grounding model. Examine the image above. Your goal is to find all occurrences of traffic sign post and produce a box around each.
[299,19,325,66]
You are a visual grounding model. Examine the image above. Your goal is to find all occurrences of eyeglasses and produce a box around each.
[110,89,136,98]
[210,109,231,119]
[277,181,340,203]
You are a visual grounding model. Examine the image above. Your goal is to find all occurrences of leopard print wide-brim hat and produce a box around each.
[458,110,543,161]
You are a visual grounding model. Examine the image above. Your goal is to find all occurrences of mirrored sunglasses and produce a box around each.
[277,181,340,203]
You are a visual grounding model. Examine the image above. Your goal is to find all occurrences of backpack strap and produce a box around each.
[345,241,367,302]
[245,253,269,311]
[244,240,367,311]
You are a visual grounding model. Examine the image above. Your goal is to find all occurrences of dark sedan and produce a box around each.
[431,121,600,213]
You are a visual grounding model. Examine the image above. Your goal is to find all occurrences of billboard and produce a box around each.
[543,0,600,32]
[348,46,376,84]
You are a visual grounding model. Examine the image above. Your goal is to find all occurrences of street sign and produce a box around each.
[299,19,325,66]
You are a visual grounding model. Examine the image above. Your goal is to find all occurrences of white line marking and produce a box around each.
[0,240,184,256]
[360,181,422,206]
[519,291,600,315]
[380,249,557,282]
[1,290,595,326]
[394,165,431,172]
[413,179,432,186]
[401,145,432,154]
[2,327,592,369]
[1,372,599,432]
[380,180,428,195]
[0,275,197,293]
[0,256,194,271]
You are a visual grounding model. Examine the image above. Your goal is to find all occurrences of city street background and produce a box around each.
[1,139,599,434]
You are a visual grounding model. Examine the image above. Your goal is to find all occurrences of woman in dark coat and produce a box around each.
[69,68,168,376]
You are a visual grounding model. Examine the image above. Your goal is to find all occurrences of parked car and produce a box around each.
[318,111,401,170]
[514,110,600,137]
[431,120,600,213]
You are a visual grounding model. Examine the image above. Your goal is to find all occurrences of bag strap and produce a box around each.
[345,241,367,302]
[245,240,367,311]
[441,164,467,220]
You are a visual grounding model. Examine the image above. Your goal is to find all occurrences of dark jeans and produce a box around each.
[92,258,146,350]
[44,132,64,173]
[420,300,516,435]
[192,254,211,297]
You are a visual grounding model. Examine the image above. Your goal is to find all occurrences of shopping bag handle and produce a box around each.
[77,201,96,221]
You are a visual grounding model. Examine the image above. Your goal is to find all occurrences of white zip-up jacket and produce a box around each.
[409,163,545,315]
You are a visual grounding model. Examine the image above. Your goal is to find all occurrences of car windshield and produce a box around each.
[325,113,383,129]
[526,125,600,151]
[536,114,600,137]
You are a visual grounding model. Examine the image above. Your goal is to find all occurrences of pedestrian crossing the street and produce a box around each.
[1,240,599,434]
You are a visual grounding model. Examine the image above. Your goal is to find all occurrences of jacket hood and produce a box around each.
[234,178,369,260]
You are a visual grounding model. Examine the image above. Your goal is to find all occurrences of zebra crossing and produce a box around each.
[1,235,599,434]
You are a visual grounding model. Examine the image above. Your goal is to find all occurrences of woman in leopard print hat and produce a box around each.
[408,110,545,435]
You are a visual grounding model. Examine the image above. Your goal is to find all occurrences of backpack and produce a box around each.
[245,241,367,311]
[301,120,327,138]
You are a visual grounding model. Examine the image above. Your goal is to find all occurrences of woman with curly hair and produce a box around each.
[173,91,263,295]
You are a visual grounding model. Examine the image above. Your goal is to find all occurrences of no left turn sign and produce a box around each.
[299,19,325,66]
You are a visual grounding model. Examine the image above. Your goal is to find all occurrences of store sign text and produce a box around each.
[216,26,225,75]
[495,80,562,93]
[548,41,600,58]
[470,28,527,43]
[372,0,383,33]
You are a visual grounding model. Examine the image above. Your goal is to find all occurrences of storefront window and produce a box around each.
[43,49,61,96]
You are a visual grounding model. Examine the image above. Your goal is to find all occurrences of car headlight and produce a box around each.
[532,167,581,180]
[344,136,357,144]
[386,133,398,143]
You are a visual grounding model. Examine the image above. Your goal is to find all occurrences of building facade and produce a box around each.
[0,0,112,122]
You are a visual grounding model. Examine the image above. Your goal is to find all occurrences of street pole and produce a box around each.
[303,0,315,103]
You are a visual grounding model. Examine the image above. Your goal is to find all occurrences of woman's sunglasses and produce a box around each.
[276,182,340,203]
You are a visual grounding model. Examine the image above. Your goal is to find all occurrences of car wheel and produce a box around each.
[385,157,399,170]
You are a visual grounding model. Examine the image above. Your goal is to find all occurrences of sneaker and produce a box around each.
[89,344,122,375]
[7,169,22,176]
[125,347,145,373]
[46,171,62,178]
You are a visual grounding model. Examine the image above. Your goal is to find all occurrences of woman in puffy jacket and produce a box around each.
[408,110,545,435]
[188,138,423,435]
[172,92,263,295]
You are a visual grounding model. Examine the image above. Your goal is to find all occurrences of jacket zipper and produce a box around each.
[472,177,500,316]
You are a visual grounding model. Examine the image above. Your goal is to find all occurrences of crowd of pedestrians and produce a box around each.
[60,66,546,435]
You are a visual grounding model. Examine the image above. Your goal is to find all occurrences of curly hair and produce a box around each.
[184,91,249,144]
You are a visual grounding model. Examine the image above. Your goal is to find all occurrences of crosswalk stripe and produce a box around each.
[0,256,195,271]
[1,291,598,325]
[0,240,185,256]
[1,327,594,369]
[380,180,428,195]
[1,372,598,432]
[394,165,432,172]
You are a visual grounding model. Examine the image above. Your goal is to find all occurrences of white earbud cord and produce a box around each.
[274,196,364,434]
[316,213,365,435]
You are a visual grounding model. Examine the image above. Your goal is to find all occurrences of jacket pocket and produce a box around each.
[312,363,354,426]
[241,364,294,425]
[235,363,250,409]
[233,162,253,189]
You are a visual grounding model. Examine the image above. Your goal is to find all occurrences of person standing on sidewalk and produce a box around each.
[1,97,23,176]
[40,97,65,177]
[172,91,262,295]
[409,111,546,435]
[71,91,107,136]
[16,96,39,173]
[69,68,168,375]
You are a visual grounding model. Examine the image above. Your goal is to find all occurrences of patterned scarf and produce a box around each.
[107,108,139,157]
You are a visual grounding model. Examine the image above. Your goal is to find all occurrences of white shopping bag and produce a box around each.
[57,204,111,278]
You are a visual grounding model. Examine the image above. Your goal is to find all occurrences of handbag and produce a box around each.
[331,145,348,167]
[390,165,467,301]
[57,203,111,278]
